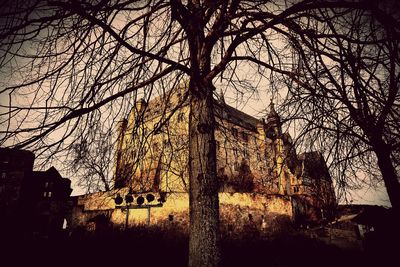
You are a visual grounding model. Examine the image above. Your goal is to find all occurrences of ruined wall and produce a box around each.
[69,192,296,235]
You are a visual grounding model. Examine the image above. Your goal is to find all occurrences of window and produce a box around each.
[62,219,68,229]
[153,142,159,152]
[231,127,238,138]
[177,112,185,122]
[1,172,6,179]
[266,128,277,139]
[43,191,52,198]
[154,125,161,135]
[234,161,240,171]
[243,148,249,158]
[302,176,312,185]
[216,141,220,151]
[44,182,49,188]
[233,147,239,157]
[163,139,171,147]
[242,132,249,142]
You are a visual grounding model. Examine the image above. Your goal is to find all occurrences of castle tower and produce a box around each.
[115,118,128,188]
[115,98,148,189]
[135,98,148,113]
[263,101,288,195]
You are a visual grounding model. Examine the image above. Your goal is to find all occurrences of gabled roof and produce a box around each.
[214,101,261,132]
[127,88,263,133]
[299,152,331,181]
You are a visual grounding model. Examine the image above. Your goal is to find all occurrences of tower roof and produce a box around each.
[266,101,280,123]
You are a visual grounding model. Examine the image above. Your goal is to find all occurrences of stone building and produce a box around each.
[71,86,336,233]
[29,166,73,236]
[0,148,35,234]
[0,148,72,237]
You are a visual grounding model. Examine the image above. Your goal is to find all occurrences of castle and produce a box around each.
[70,86,336,233]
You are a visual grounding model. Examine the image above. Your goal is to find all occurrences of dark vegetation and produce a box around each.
[4,226,395,267]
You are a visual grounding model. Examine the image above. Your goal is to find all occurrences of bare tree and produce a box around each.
[267,3,400,208]
[1,1,398,265]
[68,129,113,192]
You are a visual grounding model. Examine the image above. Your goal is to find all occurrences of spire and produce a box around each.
[270,100,275,112]
[267,100,278,120]
[264,100,282,139]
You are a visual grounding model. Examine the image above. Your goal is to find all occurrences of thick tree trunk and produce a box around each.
[188,81,220,267]
[371,138,400,210]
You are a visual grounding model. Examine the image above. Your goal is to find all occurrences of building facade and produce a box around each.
[0,148,35,234]
[0,148,72,237]
[115,87,335,207]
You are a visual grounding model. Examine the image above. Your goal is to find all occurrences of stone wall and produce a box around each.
[69,192,296,235]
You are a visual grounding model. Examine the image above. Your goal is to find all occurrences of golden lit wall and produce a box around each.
[70,191,295,233]
[114,93,301,195]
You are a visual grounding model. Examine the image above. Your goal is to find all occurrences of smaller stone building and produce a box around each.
[28,166,73,236]
[0,148,34,233]
[0,148,72,237]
